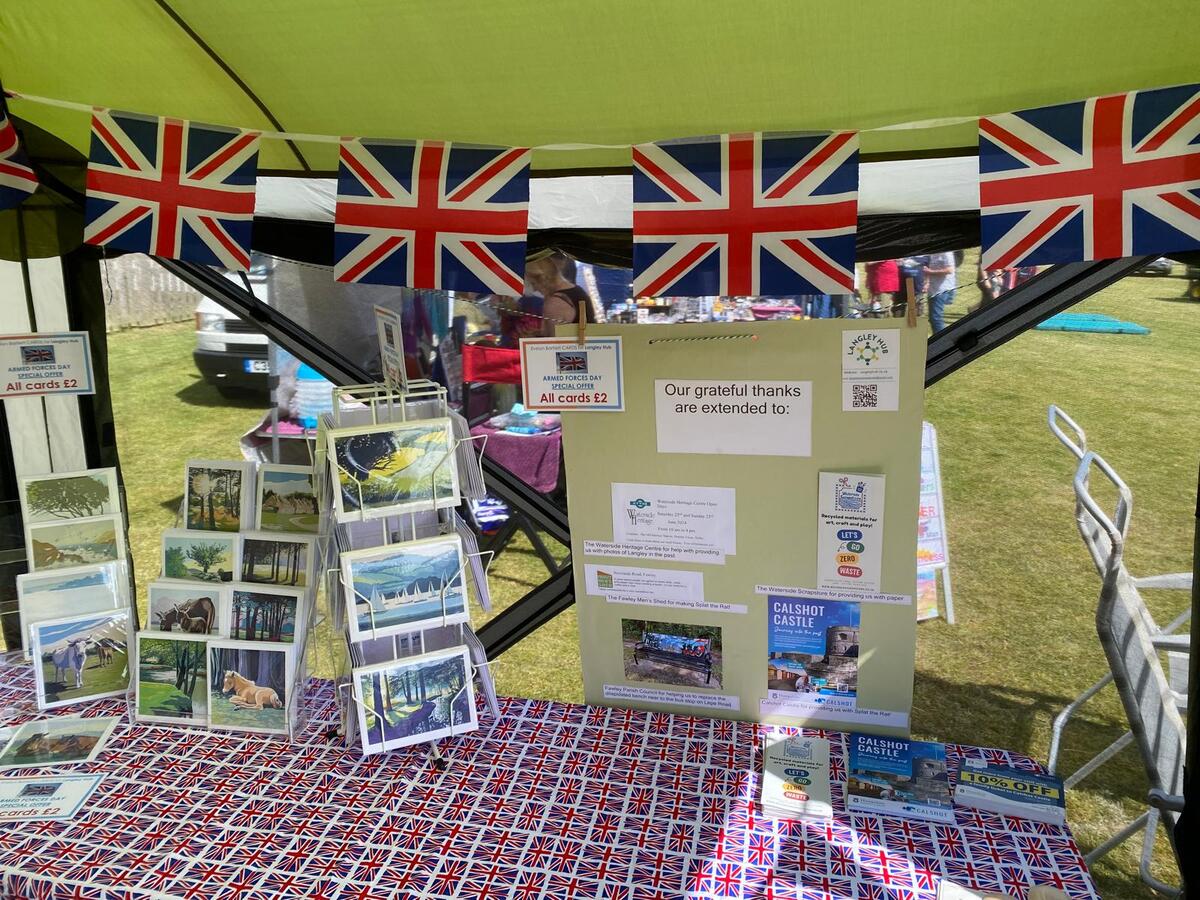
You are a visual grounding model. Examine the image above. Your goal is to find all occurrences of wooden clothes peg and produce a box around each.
[577,301,587,345]
[905,276,918,328]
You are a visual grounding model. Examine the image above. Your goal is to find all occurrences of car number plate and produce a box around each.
[243,359,269,374]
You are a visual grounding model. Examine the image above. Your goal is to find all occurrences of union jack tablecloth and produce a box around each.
[0,665,1097,900]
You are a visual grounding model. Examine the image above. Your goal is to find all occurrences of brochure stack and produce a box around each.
[317,378,498,761]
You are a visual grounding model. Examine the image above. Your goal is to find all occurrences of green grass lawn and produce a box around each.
[104,269,1196,899]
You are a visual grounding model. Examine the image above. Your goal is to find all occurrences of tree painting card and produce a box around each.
[147,579,226,636]
[326,418,460,522]
[239,533,315,589]
[224,584,306,646]
[184,460,252,533]
[135,633,209,725]
[340,534,468,642]
[30,610,133,711]
[26,515,125,573]
[18,468,119,524]
[256,464,319,534]
[161,530,239,584]
[352,646,477,754]
[17,562,127,657]
[0,716,120,770]
[207,641,292,735]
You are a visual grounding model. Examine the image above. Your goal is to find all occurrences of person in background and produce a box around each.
[895,256,928,318]
[924,251,957,332]
[865,259,899,313]
[524,253,598,336]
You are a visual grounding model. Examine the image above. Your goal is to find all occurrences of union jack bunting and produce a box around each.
[334,138,531,293]
[84,111,260,269]
[632,131,859,297]
[979,83,1200,267]
[0,96,38,210]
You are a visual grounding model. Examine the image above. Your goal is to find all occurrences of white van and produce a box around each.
[192,261,272,395]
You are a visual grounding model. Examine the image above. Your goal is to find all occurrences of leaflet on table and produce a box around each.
[842,329,900,412]
[816,472,885,592]
[953,760,1066,826]
[761,735,832,820]
[609,483,735,561]
[846,733,955,823]
[581,564,744,613]
[654,379,812,456]
[0,774,102,821]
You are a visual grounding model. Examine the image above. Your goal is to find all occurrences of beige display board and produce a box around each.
[560,320,927,737]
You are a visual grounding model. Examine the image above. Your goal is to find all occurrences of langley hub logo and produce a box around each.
[847,333,890,366]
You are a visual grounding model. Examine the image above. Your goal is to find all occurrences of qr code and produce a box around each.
[852,383,879,408]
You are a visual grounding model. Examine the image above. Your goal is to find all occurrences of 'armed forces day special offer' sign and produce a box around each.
[520,337,624,411]
[0,332,95,399]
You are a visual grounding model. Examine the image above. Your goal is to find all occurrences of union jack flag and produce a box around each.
[979,83,1200,267]
[334,138,531,293]
[632,130,859,297]
[0,96,38,210]
[84,112,260,269]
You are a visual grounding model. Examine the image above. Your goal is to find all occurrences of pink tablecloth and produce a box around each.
[470,424,562,494]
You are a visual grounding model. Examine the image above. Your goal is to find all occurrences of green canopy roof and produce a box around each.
[2,0,1196,172]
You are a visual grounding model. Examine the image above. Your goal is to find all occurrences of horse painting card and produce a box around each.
[147,580,226,636]
[340,534,468,642]
[326,419,460,522]
[239,533,315,589]
[18,468,120,525]
[26,515,125,573]
[135,633,210,725]
[0,716,119,770]
[256,465,319,534]
[30,610,133,711]
[17,562,128,658]
[184,460,254,533]
[207,642,292,735]
[161,530,239,584]
[352,645,477,755]
[224,584,307,646]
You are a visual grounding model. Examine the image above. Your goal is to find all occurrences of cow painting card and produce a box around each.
[256,464,319,534]
[224,584,306,645]
[184,460,253,532]
[161,529,238,584]
[147,580,225,636]
[326,419,460,522]
[135,633,209,725]
[239,533,315,589]
[207,641,292,735]
[353,645,477,754]
[30,610,133,711]
[0,716,119,770]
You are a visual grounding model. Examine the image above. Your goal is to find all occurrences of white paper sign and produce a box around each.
[0,332,95,399]
[816,472,886,592]
[604,683,740,711]
[583,539,725,566]
[611,482,736,555]
[373,306,407,392]
[760,697,909,728]
[654,379,812,456]
[584,563,704,606]
[520,337,624,411]
[0,774,102,821]
[842,328,900,411]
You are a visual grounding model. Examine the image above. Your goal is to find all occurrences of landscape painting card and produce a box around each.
[352,645,477,754]
[340,534,468,642]
[0,716,119,770]
[26,515,125,573]
[17,562,127,656]
[134,633,210,725]
[239,532,315,589]
[147,579,226,636]
[326,418,460,522]
[18,467,120,524]
[207,641,292,735]
[621,618,723,690]
[184,459,253,533]
[30,609,133,711]
[224,583,307,648]
[256,464,319,534]
[161,529,239,584]
[765,595,861,717]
